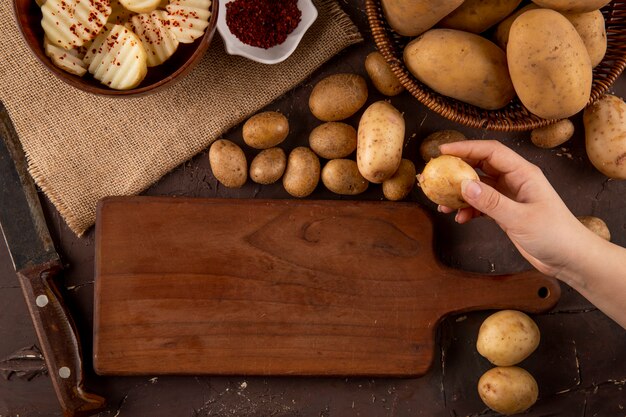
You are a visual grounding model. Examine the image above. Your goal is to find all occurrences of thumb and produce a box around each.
[461,179,519,226]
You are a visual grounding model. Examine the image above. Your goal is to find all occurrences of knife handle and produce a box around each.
[17,261,105,417]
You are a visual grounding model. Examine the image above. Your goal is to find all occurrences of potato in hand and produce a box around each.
[417,155,478,209]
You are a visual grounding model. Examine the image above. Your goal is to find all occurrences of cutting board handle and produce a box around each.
[437,268,561,317]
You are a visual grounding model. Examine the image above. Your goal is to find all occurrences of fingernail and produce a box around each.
[437,205,442,212]
[454,212,460,223]
[462,179,481,199]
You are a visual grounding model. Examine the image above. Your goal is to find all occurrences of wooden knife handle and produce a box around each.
[17,261,105,417]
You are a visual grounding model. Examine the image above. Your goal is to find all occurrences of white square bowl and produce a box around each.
[216,0,318,64]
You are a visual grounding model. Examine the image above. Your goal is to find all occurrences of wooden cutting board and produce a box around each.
[93,197,560,376]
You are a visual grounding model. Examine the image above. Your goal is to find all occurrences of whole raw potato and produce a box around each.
[583,94,626,179]
[404,29,515,110]
[439,0,523,34]
[508,9,592,119]
[563,10,607,68]
[478,367,539,415]
[309,74,368,122]
[493,4,539,50]
[381,0,464,36]
[420,130,467,162]
[356,101,405,183]
[382,159,416,201]
[243,112,289,149]
[531,0,611,13]
[364,52,404,96]
[249,147,287,185]
[283,147,321,198]
[321,159,369,195]
[477,310,540,366]
[530,119,575,149]
[208,139,247,188]
[309,122,357,159]
[417,155,479,209]
[577,216,611,241]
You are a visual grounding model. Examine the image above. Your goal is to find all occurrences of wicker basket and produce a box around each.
[366,1,626,131]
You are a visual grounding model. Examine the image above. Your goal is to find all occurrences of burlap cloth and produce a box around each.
[0,0,362,236]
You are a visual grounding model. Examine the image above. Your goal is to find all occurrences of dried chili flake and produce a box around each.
[225,0,302,49]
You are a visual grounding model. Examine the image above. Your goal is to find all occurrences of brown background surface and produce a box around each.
[1,1,625,416]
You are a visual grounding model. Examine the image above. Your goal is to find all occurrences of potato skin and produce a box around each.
[283,147,321,198]
[439,0,522,34]
[365,52,404,96]
[208,139,247,188]
[404,29,515,110]
[577,216,611,241]
[476,310,540,366]
[493,4,539,50]
[563,10,607,68]
[530,0,610,13]
[321,159,369,195]
[420,130,467,162]
[583,94,626,179]
[508,9,592,119]
[356,101,405,183]
[381,0,464,36]
[478,367,538,415]
[530,119,575,149]
[418,155,479,209]
[309,74,368,122]
[249,147,287,185]
[382,159,416,201]
[309,122,357,159]
[243,111,289,149]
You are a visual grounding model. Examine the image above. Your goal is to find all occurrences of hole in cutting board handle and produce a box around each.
[537,286,550,299]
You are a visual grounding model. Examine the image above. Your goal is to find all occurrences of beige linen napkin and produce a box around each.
[0,0,362,235]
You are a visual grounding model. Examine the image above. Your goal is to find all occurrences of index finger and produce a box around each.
[439,140,533,175]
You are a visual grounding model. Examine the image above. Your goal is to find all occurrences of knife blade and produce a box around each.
[0,102,105,417]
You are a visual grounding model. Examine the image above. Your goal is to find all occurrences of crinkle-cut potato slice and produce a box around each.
[119,0,161,13]
[41,0,111,49]
[167,0,212,43]
[44,40,88,76]
[130,10,179,67]
[83,24,114,66]
[44,36,89,59]
[88,25,148,90]
[108,0,135,24]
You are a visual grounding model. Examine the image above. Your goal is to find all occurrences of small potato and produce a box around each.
[321,159,369,195]
[563,10,607,68]
[381,0,464,36]
[530,0,611,13]
[309,122,357,159]
[530,119,575,149]
[577,216,611,241]
[478,367,538,415]
[508,9,592,119]
[439,0,523,34]
[364,51,404,96]
[208,139,247,188]
[309,74,368,122]
[493,4,539,50]
[404,29,515,110]
[249,148,287,185]
[243,111,289,149]
[477,310,540,366]
[357,101,405,183]
[583,94,626,179]
[382,159,416,201]
[283,147,321,198]
[420,130,467,162]
[418,155,479,209]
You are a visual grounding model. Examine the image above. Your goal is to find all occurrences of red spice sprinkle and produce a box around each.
[225,0,301,49]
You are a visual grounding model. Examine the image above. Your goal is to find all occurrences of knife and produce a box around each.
[0,102,105,417]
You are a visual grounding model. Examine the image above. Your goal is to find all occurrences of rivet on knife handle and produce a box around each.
[0,102,105,417]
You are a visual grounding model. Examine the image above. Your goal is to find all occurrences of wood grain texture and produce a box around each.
[93,197,560,377]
